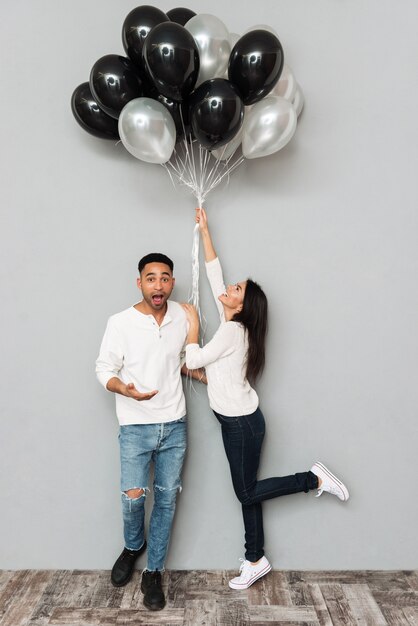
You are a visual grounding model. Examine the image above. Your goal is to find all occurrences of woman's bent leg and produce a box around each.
[217,409,266,562]
[215,408,319,550]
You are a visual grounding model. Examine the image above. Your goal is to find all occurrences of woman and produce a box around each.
[182,208,349,590]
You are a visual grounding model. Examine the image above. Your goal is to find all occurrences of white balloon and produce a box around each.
[229,32,240,49]
[185,14,231,86]
[292,83,305,117]
[244,24,278,37]
[118,98,176,164]
[242,96,297,159]
[272,64,297,102]
[212,126,243,161]
[222,34,241,79]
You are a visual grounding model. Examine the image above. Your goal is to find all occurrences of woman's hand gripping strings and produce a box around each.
[195,208,217,262]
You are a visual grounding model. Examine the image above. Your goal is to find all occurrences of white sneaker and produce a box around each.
[311,461,349,501]
[228,556,272,590]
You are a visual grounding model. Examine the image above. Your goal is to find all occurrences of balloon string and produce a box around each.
[163,142,244,205]
[162,131,244,347]
[186,213,208,396]
[190,221,200,313]
[189,214,207,336]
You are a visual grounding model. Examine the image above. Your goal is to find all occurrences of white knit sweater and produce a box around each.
[96,301,188,425]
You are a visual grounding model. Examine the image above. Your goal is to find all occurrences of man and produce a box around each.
[96,253,204,611]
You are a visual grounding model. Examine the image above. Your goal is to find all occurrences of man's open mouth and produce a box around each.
[152,295,164,305]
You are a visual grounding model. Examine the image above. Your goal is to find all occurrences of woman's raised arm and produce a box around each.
[196,208,216,262]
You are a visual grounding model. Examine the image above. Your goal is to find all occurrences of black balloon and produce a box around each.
[90,54,145,119]
[143,22,199,102]
[189,79,244,150]
[228,30,284,105]
[71,82,119,139]
[176,95,195,142]
[122,5,169,68]
[167,7,196,26]
[154,94,188,139]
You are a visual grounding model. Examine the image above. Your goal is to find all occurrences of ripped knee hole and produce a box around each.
[124,488,144,499]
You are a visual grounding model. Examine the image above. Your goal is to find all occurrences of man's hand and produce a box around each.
[125,383,158,401]
[106,377,158,400]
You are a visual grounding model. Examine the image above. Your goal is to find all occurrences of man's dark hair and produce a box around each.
[138,253,174,274]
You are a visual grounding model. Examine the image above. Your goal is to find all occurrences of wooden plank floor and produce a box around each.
[0,569,417,625]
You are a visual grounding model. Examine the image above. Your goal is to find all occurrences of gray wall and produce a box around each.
[1,0,417,570]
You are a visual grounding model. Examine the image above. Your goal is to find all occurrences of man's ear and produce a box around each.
[137,277,142,290]
[171,277,176,287]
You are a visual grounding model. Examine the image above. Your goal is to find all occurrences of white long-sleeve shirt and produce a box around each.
[96,301,188,425]
[185,257,259,416]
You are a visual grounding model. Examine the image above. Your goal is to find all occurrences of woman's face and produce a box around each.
[218,280,247,312]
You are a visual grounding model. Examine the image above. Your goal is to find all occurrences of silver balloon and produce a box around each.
[185,14,231,86]
[272,64,297,101]
[244,24,278,37]
[292,83,305,117]
[212,126,243,161]
[242,96,297,159]
[229,32,240,49]
[118,98,176,164]
[223,33,241,78]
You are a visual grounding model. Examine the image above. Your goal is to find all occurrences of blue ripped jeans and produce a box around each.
[214,408,318,563]
[119,417,187,571]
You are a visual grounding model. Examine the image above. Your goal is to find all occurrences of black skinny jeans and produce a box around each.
[213,407,318,562]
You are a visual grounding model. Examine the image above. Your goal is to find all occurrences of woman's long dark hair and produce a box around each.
[232,279,268,385]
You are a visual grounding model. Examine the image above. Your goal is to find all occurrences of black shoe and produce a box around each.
[110,542,147,587]
[141,570,166,611]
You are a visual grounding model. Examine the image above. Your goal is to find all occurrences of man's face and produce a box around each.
[137,262,175,311]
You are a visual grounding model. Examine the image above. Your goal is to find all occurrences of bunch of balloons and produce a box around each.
[71,5,304,169]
